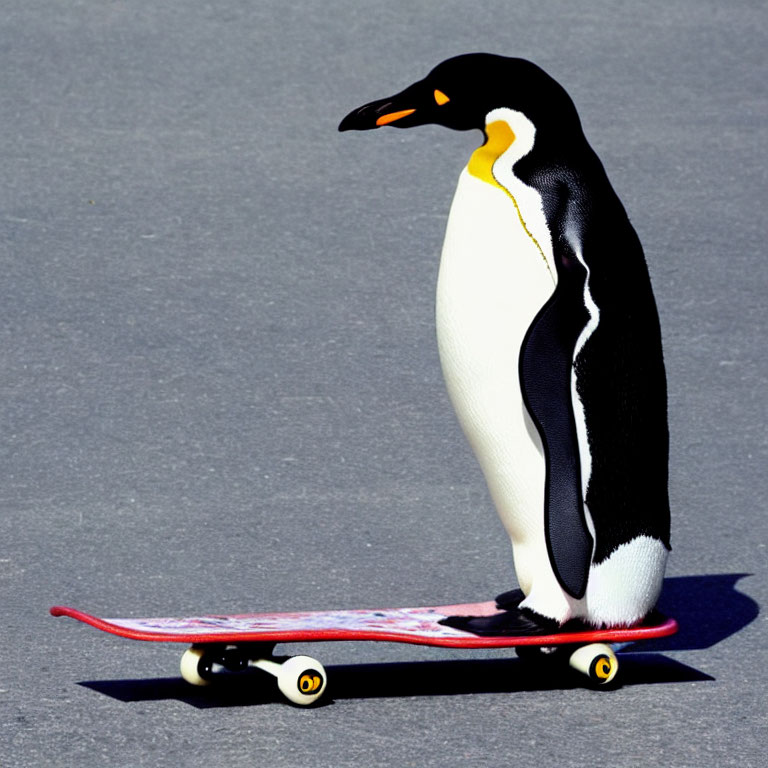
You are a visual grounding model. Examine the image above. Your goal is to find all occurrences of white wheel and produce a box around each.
[180,646,214,686]
[568,643,618,685]
[275,655,327,706]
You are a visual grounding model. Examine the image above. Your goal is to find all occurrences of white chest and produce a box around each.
[436,165,555,377]
[433,111,563,603]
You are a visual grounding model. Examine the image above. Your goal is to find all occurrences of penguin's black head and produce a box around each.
[339,53,581,137]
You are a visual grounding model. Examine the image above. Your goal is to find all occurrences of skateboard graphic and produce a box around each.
[50,601,678,706]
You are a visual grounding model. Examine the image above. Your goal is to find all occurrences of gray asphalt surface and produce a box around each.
[2,1,766,766]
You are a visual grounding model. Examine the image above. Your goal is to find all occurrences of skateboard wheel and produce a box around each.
[180,646,214,686]
[568,643,618,685]
[276,656,327,706]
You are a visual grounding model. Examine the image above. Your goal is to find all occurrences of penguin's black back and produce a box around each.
[516,141,670,573]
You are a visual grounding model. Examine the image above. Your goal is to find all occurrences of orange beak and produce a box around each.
[375,108,417,127]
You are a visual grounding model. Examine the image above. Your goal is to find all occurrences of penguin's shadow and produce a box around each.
[77,574,753,708]
[647,573,758,652]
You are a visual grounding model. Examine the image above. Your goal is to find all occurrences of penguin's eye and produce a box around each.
[433,89,450,106]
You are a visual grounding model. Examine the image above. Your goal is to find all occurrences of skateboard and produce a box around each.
[50,601,678,706]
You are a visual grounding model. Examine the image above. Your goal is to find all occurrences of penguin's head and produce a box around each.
[339,53,581,139]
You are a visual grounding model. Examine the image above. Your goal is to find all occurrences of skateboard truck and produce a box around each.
[179,643,327,705]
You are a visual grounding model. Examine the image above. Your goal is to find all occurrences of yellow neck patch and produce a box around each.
[467,120,553,281]
[468,120,516,185]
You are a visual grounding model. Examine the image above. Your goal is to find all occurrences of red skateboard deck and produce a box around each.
[50,601,676,647]
[50,602,677,704]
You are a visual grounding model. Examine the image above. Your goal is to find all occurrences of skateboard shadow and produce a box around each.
[78,653,709,709]
[79,675,285,708]
[323,653,709,703]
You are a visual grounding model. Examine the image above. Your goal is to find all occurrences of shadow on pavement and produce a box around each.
[79,653,710,709]
[647,573,758,652]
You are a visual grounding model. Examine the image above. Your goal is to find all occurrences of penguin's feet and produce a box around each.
[494,588,525,610]
[439,605,578,637]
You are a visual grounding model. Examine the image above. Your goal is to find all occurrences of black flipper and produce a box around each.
[518,248,594,599]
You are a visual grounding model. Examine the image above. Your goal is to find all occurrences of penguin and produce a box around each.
[339,54,670,631]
